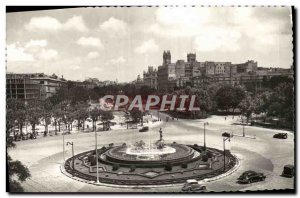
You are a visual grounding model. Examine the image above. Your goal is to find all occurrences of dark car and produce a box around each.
[182,179,206,192]
[139,126,149,132]
[281,165,294,178]
[273,133,288,139]
[237,171,266,184]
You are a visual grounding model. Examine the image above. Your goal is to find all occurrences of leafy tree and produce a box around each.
[216,85,245,112]
[100,111,114,130]
[129,108,143,124]
[90,108,101,132]
[7,100,31,192]
[73,102,89,130]
[26,100,42,137]
[41,99,53,136]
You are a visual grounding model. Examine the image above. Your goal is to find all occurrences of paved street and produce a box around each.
[8,112,294,192]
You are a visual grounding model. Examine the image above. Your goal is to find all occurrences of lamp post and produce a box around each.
[95,129,99,183]
[241,116,245,137]
[222,132,231,172]
[62,133,65,164]
[203,122,209,150]
[66,142,74,177]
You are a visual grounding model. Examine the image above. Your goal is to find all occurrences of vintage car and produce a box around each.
[273,133,288,139]
[237,171,266,184]
[182,179,206,192]
[281,165,294,178]
[139,126,149,132]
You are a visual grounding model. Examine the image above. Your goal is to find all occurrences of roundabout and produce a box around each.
[64,141,237,186]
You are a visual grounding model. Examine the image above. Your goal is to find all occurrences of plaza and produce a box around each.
[8,111,294,192]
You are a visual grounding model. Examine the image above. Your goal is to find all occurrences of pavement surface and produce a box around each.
[8,112,294,192]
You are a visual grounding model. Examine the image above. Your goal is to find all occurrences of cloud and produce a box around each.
[106,56,126,65]
[149,7,291,54]
[25,39,48,48]
[77,37,103,48]
[39,49,58,60]
[91,67,103,72]
[194,27,241,52]
[64,16,89,32]
[25,16,88,32]
[7,40,58,62]
[87,51,100,59]
[100,17,128,36]
[7,43,35,62]
[135,39,159,54]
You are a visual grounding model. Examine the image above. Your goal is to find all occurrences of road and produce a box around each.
[8,112,294,192]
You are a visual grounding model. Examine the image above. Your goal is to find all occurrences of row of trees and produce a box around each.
[6,97,116,141]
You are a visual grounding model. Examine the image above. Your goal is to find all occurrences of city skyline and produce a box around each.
[7,7,293,82]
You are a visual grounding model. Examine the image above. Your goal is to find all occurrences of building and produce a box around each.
[236,60,258,73]
[143,66,158,89]
[30,73,67,99]
[146,51,292,90]
[6,73,41,100]
[6,73,67,100]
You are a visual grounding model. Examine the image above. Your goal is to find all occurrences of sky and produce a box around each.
[6,6,293,82]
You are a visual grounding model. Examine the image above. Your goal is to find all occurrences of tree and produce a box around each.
[7,100,31,192]
[129,108,143,124]
[26,100,42,137]
[41,99,53,136]
[73,102,89,131]
[100,111,114,130]
[216,85,245,112]
[90,108,101,132]
[52,103,64,134]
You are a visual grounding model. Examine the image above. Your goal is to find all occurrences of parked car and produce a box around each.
[182,179,206,192]
[139,126,149,132]
[281,164,294,178]
[237,171,266,184]
[273,133,288,139]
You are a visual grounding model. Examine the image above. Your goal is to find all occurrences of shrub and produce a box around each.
[129,165,136,172]
[112,163,120,171]
[88,155,97,166]
[109,143,114,147]
[122,143,126,147]
[101,146,107,150]
[201,154,209,162]
[206,150,213,158]
[88,155,94,162]
[181,163,188,168]
[164,163,173,171]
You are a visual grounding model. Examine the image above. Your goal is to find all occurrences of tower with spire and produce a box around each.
[163,50,171,65]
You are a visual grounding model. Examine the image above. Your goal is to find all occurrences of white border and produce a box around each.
[1,1,299,198]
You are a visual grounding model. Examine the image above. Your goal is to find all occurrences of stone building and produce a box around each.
[143,66,158,89]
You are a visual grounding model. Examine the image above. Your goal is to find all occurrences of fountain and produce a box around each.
[64,127,238,186]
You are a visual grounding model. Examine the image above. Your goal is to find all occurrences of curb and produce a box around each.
[60,156,241,189]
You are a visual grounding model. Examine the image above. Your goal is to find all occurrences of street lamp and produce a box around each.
[95,129,100,184]
[203,122,209,150]
[222,132,231,172]
[62,133,65,164]
[242,116,246,137]
[66,141,74,177]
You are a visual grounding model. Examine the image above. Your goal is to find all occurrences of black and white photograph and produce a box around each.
[6,6,295,193]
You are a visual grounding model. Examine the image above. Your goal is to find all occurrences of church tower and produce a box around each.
[163,50,171,65]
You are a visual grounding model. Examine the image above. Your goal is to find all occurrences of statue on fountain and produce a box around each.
[155,128,165,149]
